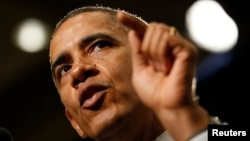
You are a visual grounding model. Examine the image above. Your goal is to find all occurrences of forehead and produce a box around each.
[54,11,119,37]
[50,11,125,61]
[67,11,116,26]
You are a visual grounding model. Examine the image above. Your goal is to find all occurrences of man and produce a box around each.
[49,6,212,141]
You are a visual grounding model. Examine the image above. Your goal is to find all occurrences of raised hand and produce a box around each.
[117,11,197,111]
[117,11,209,141]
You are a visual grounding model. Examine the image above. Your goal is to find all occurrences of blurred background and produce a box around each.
[0,0,249,141]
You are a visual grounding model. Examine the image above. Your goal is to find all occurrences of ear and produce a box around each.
[65,109,87,138]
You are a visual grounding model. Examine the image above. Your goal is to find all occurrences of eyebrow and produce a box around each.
[79,33,119,47]
[51,33,120,77]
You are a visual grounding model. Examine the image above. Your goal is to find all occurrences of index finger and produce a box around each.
[117,11,147,39]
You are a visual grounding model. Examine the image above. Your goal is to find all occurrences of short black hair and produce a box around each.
[52,5,146,35]
[54,6,118,33]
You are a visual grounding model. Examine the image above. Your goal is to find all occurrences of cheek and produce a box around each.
[105,50,132,86]
[103,50,138,104]
[59,87,78,111]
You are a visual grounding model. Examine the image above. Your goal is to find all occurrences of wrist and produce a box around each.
[156,104,209,141]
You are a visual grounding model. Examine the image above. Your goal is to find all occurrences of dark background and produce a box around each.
[0,0,249,141]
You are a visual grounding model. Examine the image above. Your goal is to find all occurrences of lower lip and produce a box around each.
[82,91,105,109]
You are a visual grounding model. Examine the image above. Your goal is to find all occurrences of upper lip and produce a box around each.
[78,83,108,108]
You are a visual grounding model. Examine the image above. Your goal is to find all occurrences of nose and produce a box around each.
[70,63,98,88]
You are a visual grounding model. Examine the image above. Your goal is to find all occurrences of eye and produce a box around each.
[58,65,71,78]
[91,40,114,52]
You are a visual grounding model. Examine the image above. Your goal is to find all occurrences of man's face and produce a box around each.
[50,12,141,139]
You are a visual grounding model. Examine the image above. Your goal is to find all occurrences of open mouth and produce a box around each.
[79,85,107,110]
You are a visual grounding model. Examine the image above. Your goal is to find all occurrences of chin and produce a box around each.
[89,105,130,139]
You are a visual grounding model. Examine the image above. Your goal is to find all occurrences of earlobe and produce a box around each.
[65,109,87,138]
